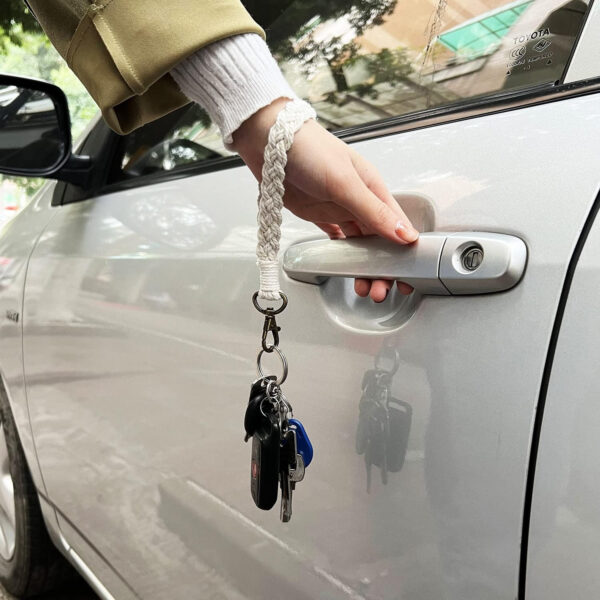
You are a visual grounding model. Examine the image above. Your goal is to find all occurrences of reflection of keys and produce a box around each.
[378,394,390,486]
[357,372,392,492]
[280,429,297,522]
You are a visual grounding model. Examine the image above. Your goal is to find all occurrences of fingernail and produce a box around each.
[395,221,419,243]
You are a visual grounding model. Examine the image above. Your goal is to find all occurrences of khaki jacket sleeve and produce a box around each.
[28,0,264,134]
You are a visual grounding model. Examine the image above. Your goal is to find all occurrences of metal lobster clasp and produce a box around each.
[262,313,280,352]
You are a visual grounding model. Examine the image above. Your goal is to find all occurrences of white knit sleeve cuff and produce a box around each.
[170,34,298,145]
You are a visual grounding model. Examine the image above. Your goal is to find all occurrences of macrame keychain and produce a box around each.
[243,99,315,522]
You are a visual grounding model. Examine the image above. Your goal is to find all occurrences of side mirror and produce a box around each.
[0,74,92,187]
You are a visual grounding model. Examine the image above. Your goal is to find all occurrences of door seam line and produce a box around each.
[518,184,600,599]
[19,201,62,497]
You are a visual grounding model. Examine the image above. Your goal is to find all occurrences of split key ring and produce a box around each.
[256,346,288,385]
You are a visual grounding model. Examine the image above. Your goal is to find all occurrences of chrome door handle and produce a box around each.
[283,232,527,295]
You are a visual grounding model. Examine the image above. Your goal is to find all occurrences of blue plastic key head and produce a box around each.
[288,418,313,467]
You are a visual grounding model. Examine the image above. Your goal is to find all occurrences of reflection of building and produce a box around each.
[428,0,586,97]
[281,0,587,130]
[438,1,533,58]
[118,0,588,160]
[358,0,511,55]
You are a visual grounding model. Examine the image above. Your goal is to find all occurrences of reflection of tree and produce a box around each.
[245,0,396,48]
[245,0,397,91]
[4,176,43,198]
[339,47,414,101]
[244,0,446,117]
[285,33,359,93]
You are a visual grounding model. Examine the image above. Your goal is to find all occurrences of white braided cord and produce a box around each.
[256,99,316,300]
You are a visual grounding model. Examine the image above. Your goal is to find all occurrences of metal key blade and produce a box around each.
[290,454,305,482]
[280,428,297,522]
[280,474,292,522]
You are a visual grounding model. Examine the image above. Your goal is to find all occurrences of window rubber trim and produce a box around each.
[518,185,600,599]
[559,0,596,85]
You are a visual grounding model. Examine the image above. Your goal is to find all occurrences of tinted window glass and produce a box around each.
[114,104,227,179]
[109,0,589,183]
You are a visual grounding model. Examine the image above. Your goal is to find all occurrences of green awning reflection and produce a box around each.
[438,0,533,57]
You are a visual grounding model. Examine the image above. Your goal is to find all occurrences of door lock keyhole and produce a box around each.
[461,246,484,271]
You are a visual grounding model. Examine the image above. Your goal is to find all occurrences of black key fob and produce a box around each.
[244,376,275,440]
[251,412,280,510]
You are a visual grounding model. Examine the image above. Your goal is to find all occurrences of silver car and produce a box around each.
[0,1,598,598]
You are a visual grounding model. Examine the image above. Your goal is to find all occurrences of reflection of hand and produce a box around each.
[232,98,419,302]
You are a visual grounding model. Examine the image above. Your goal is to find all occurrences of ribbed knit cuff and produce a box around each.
[171,34,298,145]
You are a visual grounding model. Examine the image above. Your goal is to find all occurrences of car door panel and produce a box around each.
[0,184,58,494]
[22,93,600,599]
[526,202,600,599]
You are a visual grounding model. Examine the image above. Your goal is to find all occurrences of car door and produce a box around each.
[21,1,600,599]
[524,178,600,600]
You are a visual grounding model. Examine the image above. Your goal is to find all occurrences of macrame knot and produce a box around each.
[256,99,316,300]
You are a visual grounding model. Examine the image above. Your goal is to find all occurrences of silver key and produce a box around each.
[280,469,292,522]
[280,428,297,522]
[290,454,305,482]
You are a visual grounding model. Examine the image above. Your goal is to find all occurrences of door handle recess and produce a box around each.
[283,232,527,295]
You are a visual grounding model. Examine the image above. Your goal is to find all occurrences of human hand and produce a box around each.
[231,98,419,302]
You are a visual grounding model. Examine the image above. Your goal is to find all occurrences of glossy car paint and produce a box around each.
[0,183,57,494]
[0,113,102,499]
[526,207,600,599]
[12,91,600,600]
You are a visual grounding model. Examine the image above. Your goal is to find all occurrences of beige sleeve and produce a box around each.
[28,0,265,134]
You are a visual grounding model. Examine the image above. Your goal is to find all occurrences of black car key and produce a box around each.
[356,370,375,456]
[250,409,281,510]
[244,376,275,441]
[362,399,389,491]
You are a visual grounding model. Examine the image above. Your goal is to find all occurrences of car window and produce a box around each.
[108,0,590,184]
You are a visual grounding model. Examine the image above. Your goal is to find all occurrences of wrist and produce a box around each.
[171,34,297,145]
[230,97,291,159]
